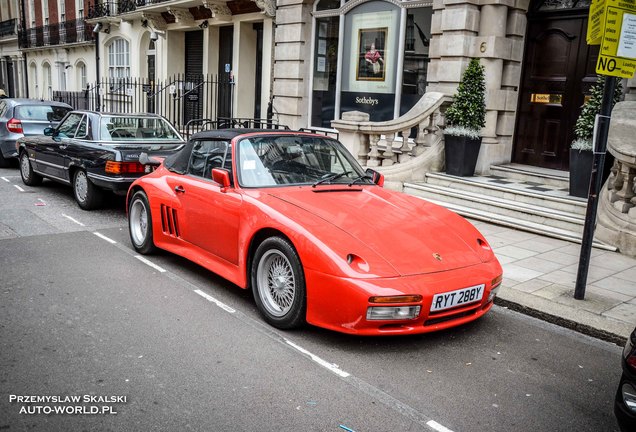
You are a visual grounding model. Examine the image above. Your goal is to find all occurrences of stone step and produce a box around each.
[490,163,570,189]
[405,182,586,234]
[423,172,587,217]
[408,195,615,251]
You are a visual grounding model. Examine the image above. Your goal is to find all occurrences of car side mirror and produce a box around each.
[212,168,231,191]
[365,168,384,187]
[44,127,55,136]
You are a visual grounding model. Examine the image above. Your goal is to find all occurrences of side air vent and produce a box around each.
[160,204,180,238]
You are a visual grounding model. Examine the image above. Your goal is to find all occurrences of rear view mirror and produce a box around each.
[212,168,231,191]
[365,168,384,187]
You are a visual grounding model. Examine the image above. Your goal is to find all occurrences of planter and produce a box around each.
[569,149,593,198]
[568,149,615,198]
[444,134,482,177]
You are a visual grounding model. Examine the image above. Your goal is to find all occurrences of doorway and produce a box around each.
[218,26,234,122]
[513,3,598,170]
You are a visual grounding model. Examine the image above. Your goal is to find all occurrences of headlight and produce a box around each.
[366,306,421,320]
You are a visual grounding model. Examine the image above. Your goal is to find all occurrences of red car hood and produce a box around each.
[268,187,483,276]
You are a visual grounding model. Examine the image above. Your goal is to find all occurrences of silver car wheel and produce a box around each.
[256,250,296,317]
[129,198,148,247]
[20,154,30,179]
[74,171,88,202]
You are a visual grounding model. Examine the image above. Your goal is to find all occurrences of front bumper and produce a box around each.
[304,259,502,335]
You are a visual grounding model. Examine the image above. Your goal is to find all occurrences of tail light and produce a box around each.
[105,161,145,175]
[7,118,23,134]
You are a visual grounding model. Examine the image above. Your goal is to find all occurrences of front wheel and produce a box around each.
[251,237,306,329]
[73,169,104,210]
[19,151,43,186]
[128,190,157,255]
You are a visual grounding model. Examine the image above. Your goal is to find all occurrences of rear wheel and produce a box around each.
[19,151,43,186]
[251,237,306,329]
[73,169,104,210]
[128,190,157,255]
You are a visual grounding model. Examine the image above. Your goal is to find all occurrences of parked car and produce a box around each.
[615,327,636,431]
[127,129,503,334]
[0,98,72,167]
[17,110,185,210]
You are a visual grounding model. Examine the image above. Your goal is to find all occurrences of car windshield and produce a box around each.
[15,105,70,121]
[237,135,372,187]
[99,116,182,141]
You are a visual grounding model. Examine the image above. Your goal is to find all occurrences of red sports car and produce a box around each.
[127,130,502,335]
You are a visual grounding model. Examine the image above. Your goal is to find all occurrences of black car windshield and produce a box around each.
[99,116,182,141]
[237,135,371,187]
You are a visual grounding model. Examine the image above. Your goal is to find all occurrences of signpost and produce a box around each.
[575,0,636,300]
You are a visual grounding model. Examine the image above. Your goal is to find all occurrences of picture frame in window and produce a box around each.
[356,27,387,82]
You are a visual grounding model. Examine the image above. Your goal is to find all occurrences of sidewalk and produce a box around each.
[470,219,636,344]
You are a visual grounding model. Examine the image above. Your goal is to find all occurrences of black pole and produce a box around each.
[19,0,29,97]
[94,30,100,111]
[574,76,617,300]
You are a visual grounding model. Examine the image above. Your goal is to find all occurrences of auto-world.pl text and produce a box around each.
[9,395,126,415]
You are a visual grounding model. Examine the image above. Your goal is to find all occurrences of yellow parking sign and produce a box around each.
[592,0,636,77]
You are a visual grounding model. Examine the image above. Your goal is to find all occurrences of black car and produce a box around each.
[616,327,636,431]
[17,110,185,210]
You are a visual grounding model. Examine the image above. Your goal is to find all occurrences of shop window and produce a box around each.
[401,7,432,116]
[312,16,340,127]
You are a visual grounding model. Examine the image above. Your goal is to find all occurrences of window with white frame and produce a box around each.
[76,0,84,19]
[43,0,49,26]
[108,38,131,82]
[77,62,87,89]
[29,0,35,27]
[43,62,52,100]
[29,63,38,97]
[59,0,65,21]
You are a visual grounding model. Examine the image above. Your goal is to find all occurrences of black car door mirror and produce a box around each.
[44,127,56,136]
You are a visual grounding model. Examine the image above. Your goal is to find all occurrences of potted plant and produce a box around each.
[570,76,622,197]
[443,58,486,176]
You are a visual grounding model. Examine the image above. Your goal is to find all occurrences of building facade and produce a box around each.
[0,0,27,97]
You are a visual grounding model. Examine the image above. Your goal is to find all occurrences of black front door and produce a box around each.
[513,5,598,170]
[184,30,204,124]
[218,26,234,122]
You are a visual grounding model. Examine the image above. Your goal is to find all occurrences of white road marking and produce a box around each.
[93,232,117,244]
[14,185,24,192]
[1,177,9,182]
[284,339,351,378]
[427,420,454,432]
[61,214,85,226]
[134,255,166,273]
[194,289,236,313]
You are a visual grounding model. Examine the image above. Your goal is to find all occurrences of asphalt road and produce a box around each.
[0,167,624,432]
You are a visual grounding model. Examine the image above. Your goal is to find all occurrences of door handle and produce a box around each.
[174,185,186,194]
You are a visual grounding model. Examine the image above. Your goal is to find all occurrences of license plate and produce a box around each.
[430,284,485,312]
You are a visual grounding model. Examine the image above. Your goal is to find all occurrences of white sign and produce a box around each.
[618,12,636,58]
[169,85,176,94]
[125,88,134,96]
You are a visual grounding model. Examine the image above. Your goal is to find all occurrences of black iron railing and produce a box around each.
[0,19,17,38]
[53,74,239,135]
[88,0,171,18]
[18,20,94,48]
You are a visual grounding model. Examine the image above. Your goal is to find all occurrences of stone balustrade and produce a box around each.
[331,92,452,188]
[596,101,636,257]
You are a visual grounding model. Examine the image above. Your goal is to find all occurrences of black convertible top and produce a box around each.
[163,129,322,174]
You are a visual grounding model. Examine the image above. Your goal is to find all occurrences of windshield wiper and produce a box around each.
[312,171,352,187]
[347,174,372,186]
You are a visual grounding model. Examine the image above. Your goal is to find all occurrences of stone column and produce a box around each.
[272,0,313,130]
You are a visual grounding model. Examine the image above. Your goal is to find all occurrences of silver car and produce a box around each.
[0,99,72,167]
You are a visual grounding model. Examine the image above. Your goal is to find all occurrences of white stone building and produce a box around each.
[0,0,27,97]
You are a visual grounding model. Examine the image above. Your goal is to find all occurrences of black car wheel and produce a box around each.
[128,190,157,255]
[251,237,306,329]
[19,151,43,186]
[73,169,103,210]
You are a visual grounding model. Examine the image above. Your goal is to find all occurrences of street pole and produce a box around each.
[574,76,617,300]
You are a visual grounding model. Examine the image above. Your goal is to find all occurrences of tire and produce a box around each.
[73,169,104,210]
[19,151,43,186]
[251,237,306,329]
[128,190,157,255]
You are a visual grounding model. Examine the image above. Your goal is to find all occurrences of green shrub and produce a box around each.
[445,58,486,138]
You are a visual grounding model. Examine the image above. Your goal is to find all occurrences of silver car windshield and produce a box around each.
[237,136,371,187]
[99,116,181,141]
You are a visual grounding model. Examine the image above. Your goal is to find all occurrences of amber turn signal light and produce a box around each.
[369,295,423,304]
[491,274,503,288]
